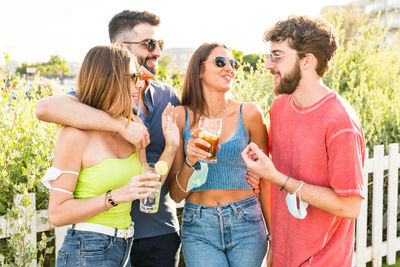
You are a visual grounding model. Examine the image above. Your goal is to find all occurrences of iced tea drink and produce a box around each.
[196,117,222,164]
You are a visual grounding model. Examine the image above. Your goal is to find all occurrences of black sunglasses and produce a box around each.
[122,39,164,52]
[127,73,140,83]
[204,57,240,70]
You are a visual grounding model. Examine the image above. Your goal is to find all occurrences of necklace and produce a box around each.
[205,101,230,118]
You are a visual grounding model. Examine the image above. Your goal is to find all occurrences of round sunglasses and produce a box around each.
[122,39,164,52]
[203,57,240,70]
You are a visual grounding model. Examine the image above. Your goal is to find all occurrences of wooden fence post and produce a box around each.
[372,145,385,267]
[355,147,370,267]
[387,143,399,264]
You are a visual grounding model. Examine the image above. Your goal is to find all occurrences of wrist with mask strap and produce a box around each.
[286,181,309,219]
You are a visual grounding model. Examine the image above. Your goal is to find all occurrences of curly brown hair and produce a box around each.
[263,15,338,77]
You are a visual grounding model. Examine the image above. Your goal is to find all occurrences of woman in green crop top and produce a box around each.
[41,46,179,267]
[168,43,271,266]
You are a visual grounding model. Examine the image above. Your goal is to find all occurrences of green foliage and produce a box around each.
[242,54,261,72]
[321,3,369,43]
[16,55,70,76]
[1,53,59,264]
[157,55,183,89]
[231,58,274,119]
[232,49,244,62]
[323,14,400,150]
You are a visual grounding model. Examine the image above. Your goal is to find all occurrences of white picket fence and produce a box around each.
[353,143,400,267]
[0,144,399,266]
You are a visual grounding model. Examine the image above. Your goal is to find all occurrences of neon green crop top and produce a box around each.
[74,153,142,229]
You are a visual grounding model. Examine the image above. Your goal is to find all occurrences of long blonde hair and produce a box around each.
[76,45,139,122]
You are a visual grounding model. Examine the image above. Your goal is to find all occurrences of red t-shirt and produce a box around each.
[269,92,365,267]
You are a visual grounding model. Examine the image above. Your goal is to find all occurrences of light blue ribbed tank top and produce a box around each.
[182,103,252,191]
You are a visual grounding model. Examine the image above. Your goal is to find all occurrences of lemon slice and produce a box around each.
[155,160,168,176]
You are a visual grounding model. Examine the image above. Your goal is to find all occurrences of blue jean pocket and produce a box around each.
[182,209,196,226]
[238,203,263,222]
[80,234,114,255]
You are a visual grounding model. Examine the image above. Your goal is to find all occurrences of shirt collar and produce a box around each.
[143,80,154,106]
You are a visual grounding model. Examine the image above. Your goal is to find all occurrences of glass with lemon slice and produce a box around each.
[140,161,168,213]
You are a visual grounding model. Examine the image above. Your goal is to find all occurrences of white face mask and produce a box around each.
[285,182,309,219]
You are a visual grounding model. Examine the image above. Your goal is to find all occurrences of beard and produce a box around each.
[137,55,158,76]
[272,59,302,96]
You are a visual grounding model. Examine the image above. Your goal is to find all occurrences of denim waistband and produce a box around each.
[184,194,258,215]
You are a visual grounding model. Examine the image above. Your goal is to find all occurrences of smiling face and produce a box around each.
[265,40,302,95]
[200,46,236,92]
[123,23,162,75]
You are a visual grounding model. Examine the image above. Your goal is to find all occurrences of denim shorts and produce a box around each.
[181,194,268,267]
[56,228,133,267]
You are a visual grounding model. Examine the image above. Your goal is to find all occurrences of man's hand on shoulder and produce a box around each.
[118,119,150,151]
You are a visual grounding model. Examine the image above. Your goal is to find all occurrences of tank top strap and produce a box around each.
[184,107,191,131]
[238,103,246,132]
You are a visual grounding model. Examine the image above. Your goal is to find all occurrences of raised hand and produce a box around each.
[241,142,277,181]
[161,103,179,149]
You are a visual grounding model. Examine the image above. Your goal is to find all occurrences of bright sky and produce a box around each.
[1,0,352,63]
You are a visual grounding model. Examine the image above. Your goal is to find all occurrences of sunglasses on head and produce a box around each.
[122,39,164,52]
[204,57,240,70]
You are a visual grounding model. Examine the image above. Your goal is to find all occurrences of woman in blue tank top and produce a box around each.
[168,43,271,266]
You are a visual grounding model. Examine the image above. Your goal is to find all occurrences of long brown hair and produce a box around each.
[181,42,230,126]
[76,45,139,122]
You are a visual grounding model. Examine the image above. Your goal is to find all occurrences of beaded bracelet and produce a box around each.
[106,190,118,207]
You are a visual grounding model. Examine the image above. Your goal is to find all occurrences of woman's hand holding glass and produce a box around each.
[185,128,213,167]
[111,173,161,204]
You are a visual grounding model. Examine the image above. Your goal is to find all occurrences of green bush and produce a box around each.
[323,15,400,150]
[0,59,59,264]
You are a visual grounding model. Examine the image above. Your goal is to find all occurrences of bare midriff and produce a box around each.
[186,189,254,207]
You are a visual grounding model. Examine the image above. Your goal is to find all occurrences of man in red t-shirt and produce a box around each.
[242,15,365,266]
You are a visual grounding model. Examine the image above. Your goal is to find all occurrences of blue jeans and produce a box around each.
[181,194,268,267]
[56,228,133,267]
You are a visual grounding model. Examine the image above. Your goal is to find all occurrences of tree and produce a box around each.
[242,54,260,72]
[16,55,70,76]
